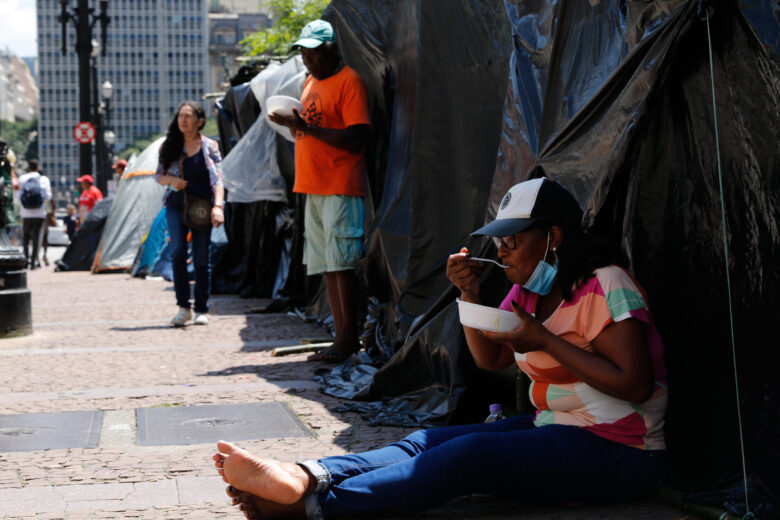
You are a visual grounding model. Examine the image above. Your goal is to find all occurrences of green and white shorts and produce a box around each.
[303,194,365,275]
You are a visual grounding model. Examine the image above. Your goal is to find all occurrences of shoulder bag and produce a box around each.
[182,190,212,231]
[178,158,212,231]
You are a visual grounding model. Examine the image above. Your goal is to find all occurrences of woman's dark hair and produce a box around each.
[529,220,619,301]
[159,101,206,170]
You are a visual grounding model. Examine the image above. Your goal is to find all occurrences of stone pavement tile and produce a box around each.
[65,499,126,513]
[122,479,178,509]
[55,481,130,501]
[0,486,64,515]
[176,475,229,505]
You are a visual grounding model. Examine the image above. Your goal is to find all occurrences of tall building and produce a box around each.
[36,0,209,203]
[209,0,265,14]
[208,11,270,92]
[0,53,39,123]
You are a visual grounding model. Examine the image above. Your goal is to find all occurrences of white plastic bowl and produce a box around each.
[456,299,521,332]
[265,95,304,142]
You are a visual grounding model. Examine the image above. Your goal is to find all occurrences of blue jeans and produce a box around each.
[307,415,666,518]
[166,206,211,313]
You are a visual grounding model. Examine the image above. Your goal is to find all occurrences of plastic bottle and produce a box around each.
[484,403,506,423]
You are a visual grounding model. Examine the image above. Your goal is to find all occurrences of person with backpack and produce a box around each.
[15,159,52,270]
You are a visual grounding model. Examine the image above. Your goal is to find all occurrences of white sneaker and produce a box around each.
[193,313,209,325]
[170,308,192,327]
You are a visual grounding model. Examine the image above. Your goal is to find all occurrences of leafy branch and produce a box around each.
[242,0,331,57]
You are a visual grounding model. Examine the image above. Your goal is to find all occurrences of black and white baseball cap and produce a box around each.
[471,178,583,237]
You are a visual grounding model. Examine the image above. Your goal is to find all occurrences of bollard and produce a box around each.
[0,229,31,338]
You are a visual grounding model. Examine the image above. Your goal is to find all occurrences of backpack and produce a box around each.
[21,174,44,209]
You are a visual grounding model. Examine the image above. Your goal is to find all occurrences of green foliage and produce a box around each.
[242,0,331,57]
[201,117,219,139]
[0,117,38,163]
[117,133,161,160]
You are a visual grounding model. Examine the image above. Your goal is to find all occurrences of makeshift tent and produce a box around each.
[92,137,165,273]
[211,58,305,300]
[130,207,169,278]
[131,206,220,283]
[54,197,113,271]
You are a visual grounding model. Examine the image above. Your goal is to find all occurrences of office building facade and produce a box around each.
[0,53,39,123]
[208,11,270,93]
[36,0,209,203]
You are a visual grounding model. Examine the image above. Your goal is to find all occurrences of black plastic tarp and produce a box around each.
[313,0,514,425]
[215,82,261,157]
[309,0,779,514]
[55,197,113,272]
[488,0,779,511]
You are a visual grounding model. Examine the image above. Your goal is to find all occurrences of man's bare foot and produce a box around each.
[226,485,306,520]
[213,440,312,505]
[307,339,361,363]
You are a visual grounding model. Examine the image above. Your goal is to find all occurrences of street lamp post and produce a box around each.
[102,80,114,189]
[104,130,116,183]
[90,39,107,195]
[58,0,110,183]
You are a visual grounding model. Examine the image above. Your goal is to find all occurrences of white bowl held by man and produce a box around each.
[265,95,304,141]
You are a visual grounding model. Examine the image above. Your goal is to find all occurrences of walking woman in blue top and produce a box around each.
[156,101,225,326]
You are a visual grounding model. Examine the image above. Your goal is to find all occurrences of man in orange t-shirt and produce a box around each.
[269,19,370,363]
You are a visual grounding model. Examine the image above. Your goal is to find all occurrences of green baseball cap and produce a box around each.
[291,19,336,49]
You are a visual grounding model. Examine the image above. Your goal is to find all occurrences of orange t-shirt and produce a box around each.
[292,66,370,196]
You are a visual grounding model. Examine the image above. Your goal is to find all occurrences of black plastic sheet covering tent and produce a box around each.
[313,0,779,514]
[317,0,515,423]
[211,62,304,300]
[54,197,113,271]
[215,82,261,157]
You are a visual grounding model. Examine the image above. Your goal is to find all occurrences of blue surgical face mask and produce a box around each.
[522,232,558,296]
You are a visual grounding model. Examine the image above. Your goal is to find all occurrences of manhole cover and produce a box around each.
[136,402,312,446]
[180,417,245,428]
[0,411,102,452]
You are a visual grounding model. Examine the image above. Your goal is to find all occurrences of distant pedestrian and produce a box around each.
[0,141,16,229]
[76,174,103,224]
[113,159,128,179]
[156,100,225,327]
[41,196,56,266]
[16,159,52,269]
[63,203,78,240]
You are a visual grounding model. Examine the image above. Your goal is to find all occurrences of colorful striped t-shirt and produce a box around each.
[499,265,667,450]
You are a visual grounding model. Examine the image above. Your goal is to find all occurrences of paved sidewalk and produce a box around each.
[0,266,696,519]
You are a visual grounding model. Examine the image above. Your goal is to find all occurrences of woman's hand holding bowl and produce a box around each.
[481,301,554,354]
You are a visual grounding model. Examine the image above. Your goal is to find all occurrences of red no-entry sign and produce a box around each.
[73,121,96,144]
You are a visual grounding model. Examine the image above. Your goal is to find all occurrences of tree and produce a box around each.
[117,133,160,161]
[0,117,38,164]
[242,0,331,57]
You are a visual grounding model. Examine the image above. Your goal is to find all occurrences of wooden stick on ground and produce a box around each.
[271,342,333,357]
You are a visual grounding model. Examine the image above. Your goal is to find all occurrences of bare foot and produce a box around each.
[307,339,361,363]
[213,440,312,505]
[226,486,306,520]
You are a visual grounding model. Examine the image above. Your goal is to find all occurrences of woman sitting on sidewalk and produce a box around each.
[212,178,668,519]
